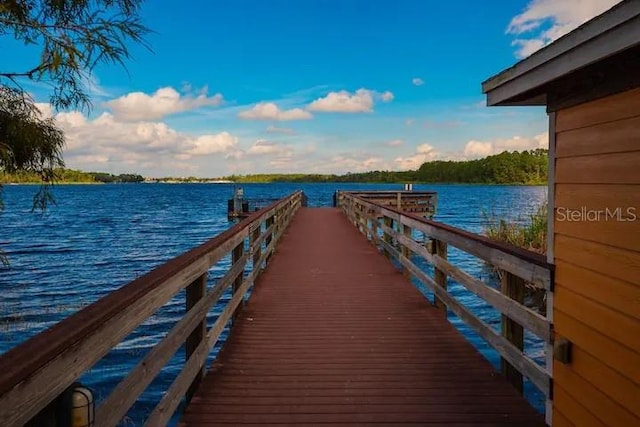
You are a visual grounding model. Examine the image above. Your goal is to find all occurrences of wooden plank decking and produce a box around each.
[182,208,544,426]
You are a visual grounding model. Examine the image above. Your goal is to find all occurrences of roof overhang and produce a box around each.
[482,0,640,107]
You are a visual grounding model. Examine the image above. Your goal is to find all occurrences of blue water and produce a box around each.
[0,183,547,424]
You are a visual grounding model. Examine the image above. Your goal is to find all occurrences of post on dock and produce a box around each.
[370,209,379,244]
[265,215,274,263]
[185,273,207,403]
[382,217,393,259]
[501,271,525,393]
[401,224,412,278]
[251,223,261,272]
[430,239,448,317]
[359,204,367,234]
[231,240,245,323]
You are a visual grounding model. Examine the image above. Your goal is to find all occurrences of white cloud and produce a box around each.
[265,125,296,135]
[329,154,388,173]
[386,139,404,147]
[50,109,239,175]
[412,77,424,86]
[463,133,548,158]
[35,103,53,119]
[507,0,622,58]
[307,88,393,113]
[380,91,394,102]
[189,132,238,155]
[238,102,312,121]
[104,86,223,121]
[394,143,441,170]
[247,139,294,158]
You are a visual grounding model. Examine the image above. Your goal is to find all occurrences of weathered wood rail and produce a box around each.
[0,191,304,427]
[335,190,437,218]
[337,191,554,401]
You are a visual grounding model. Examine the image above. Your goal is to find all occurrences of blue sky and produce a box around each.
[6,0,622,177]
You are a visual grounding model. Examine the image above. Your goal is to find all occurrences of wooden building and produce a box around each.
[483,1,640,425]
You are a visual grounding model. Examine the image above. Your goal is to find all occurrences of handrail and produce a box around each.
[0,191,304,426]
[337,191,553,398]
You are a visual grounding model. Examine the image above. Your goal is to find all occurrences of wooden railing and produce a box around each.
[338,191,553,398]
[334,190,437,218]
[0,191,304,427]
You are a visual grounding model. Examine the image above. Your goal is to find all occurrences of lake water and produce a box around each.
[0,183,547,425]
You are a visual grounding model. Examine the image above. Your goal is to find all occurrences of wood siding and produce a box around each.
[553,88,640,426]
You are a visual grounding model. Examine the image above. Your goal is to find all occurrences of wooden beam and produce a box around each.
[185,273,207,403]
[382,217,393,259]
[431,239,448,316]
[231,241,245,324]
[401,224,412,279]
[501,272,525,394]
[250,222,262,272]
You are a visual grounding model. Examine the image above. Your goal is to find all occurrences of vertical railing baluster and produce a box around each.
[370,209,378,244]
[383,217,393,259]
[501,271,525,393]
[265,215,274,263]
[231,240,245,324]
[251,222,261,273]
[185,273,207,403]
[401,223,412,278]
[430,239,448,317]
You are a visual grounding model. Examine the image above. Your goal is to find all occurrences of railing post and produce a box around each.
[185,273,207,403]
[401,223,412,278]
[265,215,274,262]
[231,240,245,323]
[430,239,448,317]
[383,217,393,258]
[501,271,525,393]
[396,192,401,209]
[370,209,378,244]
[251,222,261,272]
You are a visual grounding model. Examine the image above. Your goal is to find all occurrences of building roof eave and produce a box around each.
[483,1,640,106]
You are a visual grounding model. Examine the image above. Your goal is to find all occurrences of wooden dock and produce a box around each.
[182,208,544,426]
[0,191,552,426]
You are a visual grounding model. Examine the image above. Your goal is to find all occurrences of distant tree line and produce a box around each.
[225,149,548,185]
[90,172,144,183]
[0,169,144,184]
[415,149,547,184]
[0,150,548,185]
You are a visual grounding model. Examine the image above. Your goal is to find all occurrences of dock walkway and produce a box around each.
[182,208,544,426]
